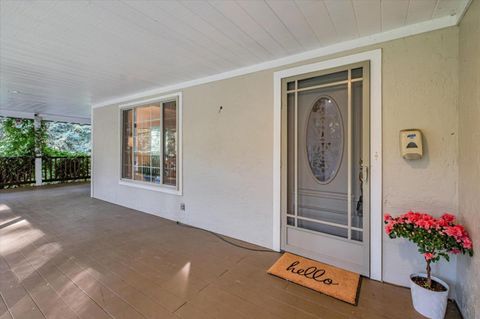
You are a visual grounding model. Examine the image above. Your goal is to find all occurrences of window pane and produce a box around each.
[352,80,364,231]
[287,93,295,215]
[136,105,151,122]
[134,152,150,167]
[133,103,161,183]
[122,109,133,179]
[298,70,348,89]
[287,217,295,226]
[351,67,363,79]
[163,101,177,186]
[122,99,178,188]
[151,106,161,120]
[151,155,160,167]
[297,219,348,239]
[135,166,151,182]
[152,168,161,184]
[352,230,363,242]
[151,127,161,154]
[136,122,151,152]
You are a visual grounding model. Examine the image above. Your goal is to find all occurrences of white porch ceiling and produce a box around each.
[0,0,470,120]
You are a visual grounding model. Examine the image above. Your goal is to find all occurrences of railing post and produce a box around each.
[35,157,42,186]
[34,114,43,186]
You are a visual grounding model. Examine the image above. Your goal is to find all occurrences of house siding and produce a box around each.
[457,0,480,318]
[92,27,459,290]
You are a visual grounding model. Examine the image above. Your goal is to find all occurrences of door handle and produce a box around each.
[363,166,369,183]
[357,163,367,217]
[359,164,368,184]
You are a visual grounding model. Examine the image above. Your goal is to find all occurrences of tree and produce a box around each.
[44,121,91,156]
[0,117,40,156]
[0,117,91,157]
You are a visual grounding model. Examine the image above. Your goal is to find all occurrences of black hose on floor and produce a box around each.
[176,221,279,253]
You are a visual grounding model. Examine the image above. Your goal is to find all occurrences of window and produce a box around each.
[121,95,180,190]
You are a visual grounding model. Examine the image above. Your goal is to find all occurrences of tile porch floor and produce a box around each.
[0,184,461,319]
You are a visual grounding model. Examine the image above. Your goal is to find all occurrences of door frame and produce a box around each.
[272,49,382,281]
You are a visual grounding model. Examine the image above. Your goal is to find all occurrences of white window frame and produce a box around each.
[118,92,182,196]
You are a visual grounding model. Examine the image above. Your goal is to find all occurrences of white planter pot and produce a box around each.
[410,273,449,319]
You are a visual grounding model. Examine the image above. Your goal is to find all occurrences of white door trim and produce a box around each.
[272,49,382,281]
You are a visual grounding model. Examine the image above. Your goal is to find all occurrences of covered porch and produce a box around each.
[1,0,479,318]
[0,184,461,318]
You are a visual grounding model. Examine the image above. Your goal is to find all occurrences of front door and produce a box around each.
[281,62,370,276]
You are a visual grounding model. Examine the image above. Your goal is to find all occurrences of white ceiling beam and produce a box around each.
[0,110,90,124]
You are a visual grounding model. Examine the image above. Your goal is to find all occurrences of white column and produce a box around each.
[34,114,42,186]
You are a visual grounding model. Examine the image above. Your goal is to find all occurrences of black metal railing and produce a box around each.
[42,156,90,182]
[0,156,36,188]
[0,156,90,188]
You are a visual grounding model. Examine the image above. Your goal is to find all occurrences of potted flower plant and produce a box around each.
[384,212,473,319]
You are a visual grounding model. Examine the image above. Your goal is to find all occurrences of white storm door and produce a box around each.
[281,62,371,276]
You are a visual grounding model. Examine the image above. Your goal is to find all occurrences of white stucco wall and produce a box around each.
[380,28,459,293]
[457,0,480,318]
[92,27,460,290]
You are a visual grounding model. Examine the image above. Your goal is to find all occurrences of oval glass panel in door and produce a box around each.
[306,96,343,184]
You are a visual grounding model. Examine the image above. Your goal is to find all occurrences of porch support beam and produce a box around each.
[34,114,43,186]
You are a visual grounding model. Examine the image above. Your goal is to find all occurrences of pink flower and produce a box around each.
[445,225,465,238]
[424,253,435,261]
[416,214,437,230]
[403,211,422,224]
[462,238,473,250]
[436,218,448,228]
[385,211,473,264]
[441,213,456,223]
[385,222,394,235]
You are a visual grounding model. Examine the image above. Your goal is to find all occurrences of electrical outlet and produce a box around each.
[180,203,185,211]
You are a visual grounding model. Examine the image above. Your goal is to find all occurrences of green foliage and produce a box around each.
[0,117,91,157]
[44,121,91,156]
[0,117,39,156]
[388,223,448,263]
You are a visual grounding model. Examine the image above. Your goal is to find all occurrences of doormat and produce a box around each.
[267,253,360,304]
